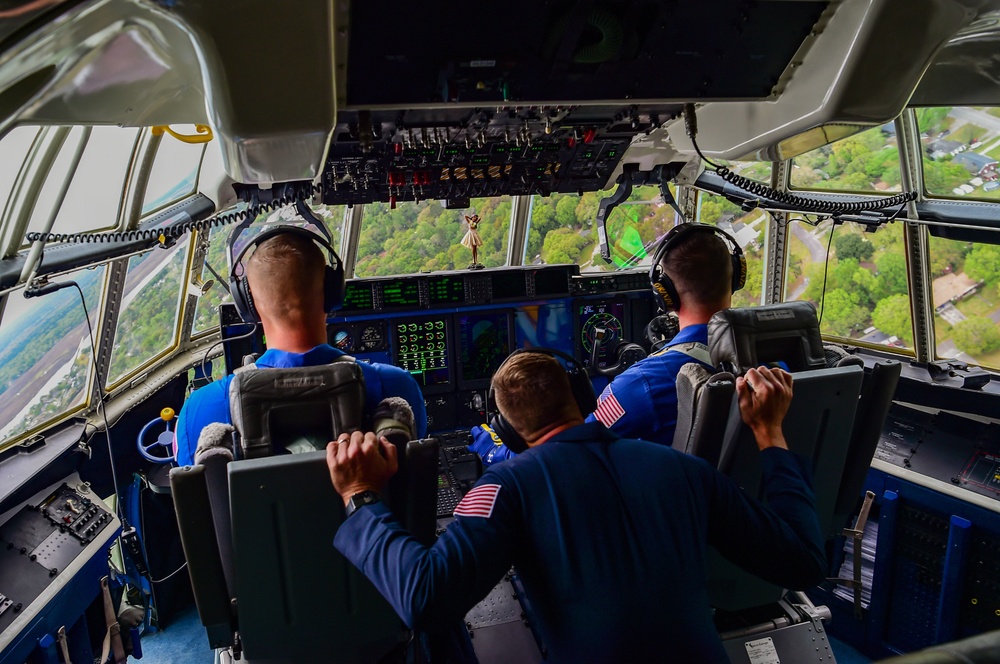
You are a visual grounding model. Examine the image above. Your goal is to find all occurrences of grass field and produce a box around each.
[950,123,987,144]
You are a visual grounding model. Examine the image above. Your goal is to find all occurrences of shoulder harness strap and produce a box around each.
[654,341,712,366]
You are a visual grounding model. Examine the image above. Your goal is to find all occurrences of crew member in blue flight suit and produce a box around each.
[471,223,740,465]
[174,231,426,465]
[328,352,825,663]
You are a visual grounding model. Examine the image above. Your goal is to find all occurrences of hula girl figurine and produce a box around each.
[462,213,485,268]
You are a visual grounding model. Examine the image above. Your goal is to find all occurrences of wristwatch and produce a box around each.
[345,490,380,518]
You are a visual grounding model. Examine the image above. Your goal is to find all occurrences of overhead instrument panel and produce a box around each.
[345,1,830,106]
[322,0,830,205]
[323,109,631,207]
[578,300,627,371]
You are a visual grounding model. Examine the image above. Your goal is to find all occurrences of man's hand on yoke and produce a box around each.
[326,431,398,506]
[735,366,794,451]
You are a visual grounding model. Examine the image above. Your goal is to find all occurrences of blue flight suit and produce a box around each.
[337,421,826,663]
[174,345,427,466]
[469,324,712,465]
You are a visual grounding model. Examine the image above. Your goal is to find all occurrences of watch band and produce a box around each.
[345,490,380,518]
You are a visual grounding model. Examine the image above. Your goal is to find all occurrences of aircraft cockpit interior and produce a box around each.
[3,0,1000,662]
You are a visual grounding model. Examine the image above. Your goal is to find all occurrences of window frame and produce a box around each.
[0,267,109,452]
[103,235,196,391]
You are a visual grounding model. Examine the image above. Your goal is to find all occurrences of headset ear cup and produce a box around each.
[231,274,260,323]
[568,367,598,415]
[733,253,747,292]
[323,262,345,313]
[651,269,681,312]
[488,412,527,454]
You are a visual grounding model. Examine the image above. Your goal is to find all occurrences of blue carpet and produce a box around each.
[136,603,213,663]
[831,635,873,664]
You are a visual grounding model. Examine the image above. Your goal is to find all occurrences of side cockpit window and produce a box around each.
[106,236,191,386]
[784,219,913,351]
[142,133,206,215]
[918,107,1000,201]
[0,267,106,451]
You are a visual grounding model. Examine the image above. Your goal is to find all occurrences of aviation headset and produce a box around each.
[227,202,345,324]
[648,223,747,313]
[486,347,598,454]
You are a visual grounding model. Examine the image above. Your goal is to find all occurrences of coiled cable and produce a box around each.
[682,104,916,215]
[25,183,322,245]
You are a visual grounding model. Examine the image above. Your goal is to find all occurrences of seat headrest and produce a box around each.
[229,360,367,459]
[709,302,826,374]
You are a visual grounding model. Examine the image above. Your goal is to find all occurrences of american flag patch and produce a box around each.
[593,390,626,427]
[453,484,501,518]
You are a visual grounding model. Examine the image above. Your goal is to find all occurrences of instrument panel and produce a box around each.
[876,404,1000,505]
[340,265,577,314]
[220,265,655,433]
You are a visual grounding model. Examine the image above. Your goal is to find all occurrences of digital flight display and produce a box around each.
[514,303,573,356]
[457,311,511,387]
[342,282,374,311]
[428,276,465,305]
[578,300,626,370]
[393,318,451,392]
[533,268,570,297]
[382,279,421,309]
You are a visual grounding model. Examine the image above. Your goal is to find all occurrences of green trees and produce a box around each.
[698,196,742,225]
[872,294,914,345]
[923,159,971,194]
[541,228,589,264]
[874,252,908,300]
[109,243,189,382]
[915,107,952,135]
[964,244,1000,283]
[834,233,874,262]
[930,241,966,278]
[354,197,513,276]
[952,316,1000,355]
[822,289,868,337]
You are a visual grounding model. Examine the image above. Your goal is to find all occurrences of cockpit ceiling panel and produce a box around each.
[0,0,82,49]
[345,1,830,107]
[911,5,1000,106]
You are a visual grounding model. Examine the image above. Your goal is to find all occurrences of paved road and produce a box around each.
[788,276,810,301]
[949,107,1000,136]
[790,223,827,263]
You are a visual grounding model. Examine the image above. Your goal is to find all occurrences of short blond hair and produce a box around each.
[492,352,581,439]
[246,232,326,320]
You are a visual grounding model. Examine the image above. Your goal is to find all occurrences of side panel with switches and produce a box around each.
[0,478,119,661]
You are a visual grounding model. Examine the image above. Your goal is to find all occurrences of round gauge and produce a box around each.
[360,324,385,351]
[581,312,623,353]
[330,328,353,352]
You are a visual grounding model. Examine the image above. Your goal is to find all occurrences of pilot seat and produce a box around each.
[672,301,901,663]
[169,357,439,663]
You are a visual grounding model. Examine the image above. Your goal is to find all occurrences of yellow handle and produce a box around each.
[160,407,176,422]
[151,124,213,144]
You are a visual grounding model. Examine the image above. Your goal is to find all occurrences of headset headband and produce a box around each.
[648,223,746,312]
